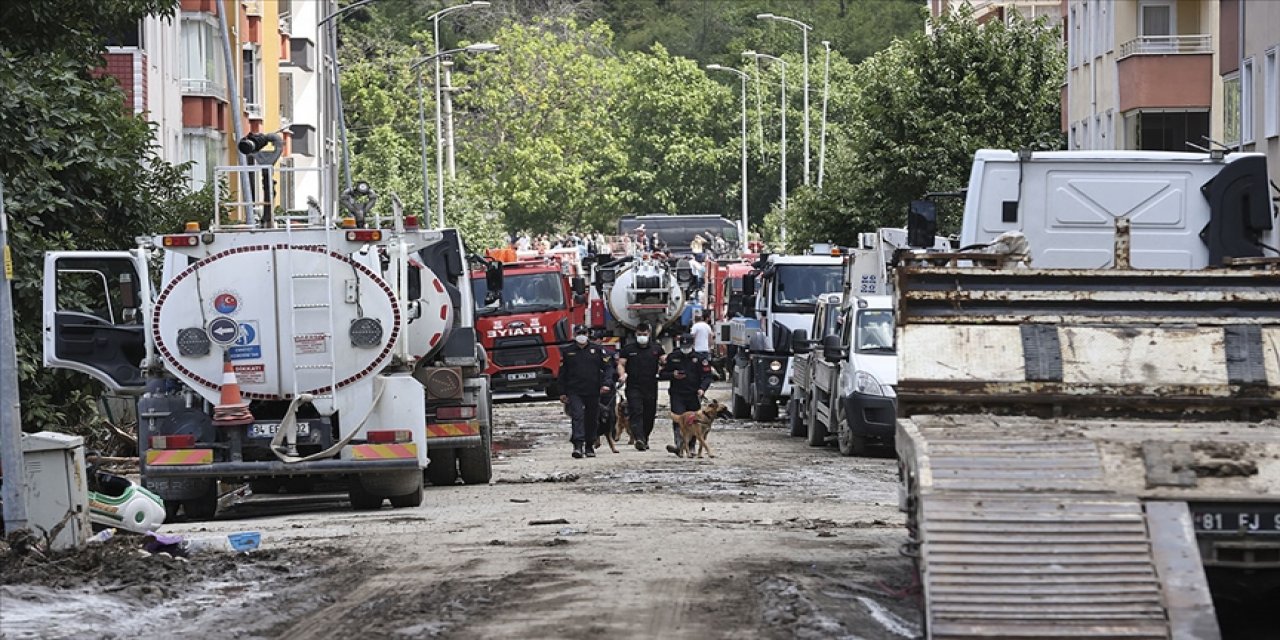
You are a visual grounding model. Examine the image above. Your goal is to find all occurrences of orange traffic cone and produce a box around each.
[212,351,254,428]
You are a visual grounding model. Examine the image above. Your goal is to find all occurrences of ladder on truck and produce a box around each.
[281,166,339,407]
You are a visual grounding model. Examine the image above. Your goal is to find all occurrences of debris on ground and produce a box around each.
[495,472,580,484]
[527,518,571,526]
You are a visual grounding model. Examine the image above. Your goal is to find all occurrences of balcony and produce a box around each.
[1117,36,1213,113]
[1118,34,1212,59]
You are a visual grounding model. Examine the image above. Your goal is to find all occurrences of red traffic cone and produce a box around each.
[212,352,254,428]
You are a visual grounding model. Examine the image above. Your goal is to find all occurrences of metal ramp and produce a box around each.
[908,420,1219,640]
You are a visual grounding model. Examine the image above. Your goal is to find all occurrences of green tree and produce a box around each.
[776,9,1065,250]
[0,0,194,429]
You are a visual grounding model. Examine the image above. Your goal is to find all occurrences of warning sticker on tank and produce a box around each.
[233,364,266,384]
[294,334,328,355]
[228,320,261,361]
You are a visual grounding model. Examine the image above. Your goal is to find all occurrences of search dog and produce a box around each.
[614,397,634,444]
[669,399,731,459]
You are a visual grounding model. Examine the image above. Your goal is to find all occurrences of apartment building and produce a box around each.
[98,0,337,210]
[1222,0,1280,190]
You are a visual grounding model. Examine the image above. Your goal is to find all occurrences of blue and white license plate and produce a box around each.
[248,422,311,439]
[507,372,538,381]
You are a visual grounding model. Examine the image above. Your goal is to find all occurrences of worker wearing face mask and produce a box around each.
[659,333,713,456]
[559,325,614,458]
[616,321,665,451]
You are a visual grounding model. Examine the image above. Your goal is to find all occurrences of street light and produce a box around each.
[320,0,380,193]
[818,40,831,190]
[707,64,750,248]
[411,42,499,225]
[757,13,812,187]
[428,1,491,229]
[744,51,788,244]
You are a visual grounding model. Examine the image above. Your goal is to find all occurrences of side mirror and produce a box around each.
[118,273,138,310]
[485,261,503,305]
[821,334,843,363]
[907,199,938,249]
[742,273,756,299]
[791,328,810,354]
[407,264,422,300]
[570,277,587,296]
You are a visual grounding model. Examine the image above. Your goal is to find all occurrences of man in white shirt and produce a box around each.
[689,311,713,361]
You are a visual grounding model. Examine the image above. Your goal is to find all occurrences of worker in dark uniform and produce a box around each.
[616,321,665,451]
[559,325,614,458]
[660,334,713,456]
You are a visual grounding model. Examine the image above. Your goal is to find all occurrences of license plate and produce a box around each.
[248,422,311,439]
[1191,504,1280,534]
[507,372,537,381]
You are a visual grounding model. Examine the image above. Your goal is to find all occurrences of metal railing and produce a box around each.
[1119,34,1212,58]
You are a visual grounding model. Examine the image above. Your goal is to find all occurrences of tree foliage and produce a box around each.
[0,0,194,429]
[775,9,1065,250]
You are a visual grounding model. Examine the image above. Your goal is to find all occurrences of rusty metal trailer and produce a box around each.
[894,254,1280,639]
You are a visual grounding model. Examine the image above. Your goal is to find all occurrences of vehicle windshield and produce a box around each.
[818,302,842,337]
[855,309,895,354]
[772,265,843,311]
[472,272,565,316]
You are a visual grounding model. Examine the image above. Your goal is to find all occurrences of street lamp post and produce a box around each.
[744,51,787,244]
[428,1,490,229]
[757,13,812,187]
[410,42,499,224]
[707,64,750,249]
[320,0,379,193]
[818,40,831,190]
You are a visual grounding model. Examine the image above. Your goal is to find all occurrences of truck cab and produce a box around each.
[471,254,587,397]
[729,253,844,421]
[786,292,842,440]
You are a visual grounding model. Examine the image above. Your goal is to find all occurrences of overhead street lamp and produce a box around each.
[320,0,381,193]
[757,13,812,187]
[428,1,491,229]
[707,64,751,249]
[411,42,499,225]
[744,50,788,244]
[818,40,831,190]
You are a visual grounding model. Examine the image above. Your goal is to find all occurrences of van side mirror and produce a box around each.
[907,199,938,249]
[791,328,810,354]
[742,273,756,298]
[821,334,843,363]
[407,264,422,300]
[485,261,503,305]
[118,273,138,310]
[570,277,587,296]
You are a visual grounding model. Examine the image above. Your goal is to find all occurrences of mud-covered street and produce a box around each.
[0,384,921,639]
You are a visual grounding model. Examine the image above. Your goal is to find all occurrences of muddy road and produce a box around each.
[1,383,921,639]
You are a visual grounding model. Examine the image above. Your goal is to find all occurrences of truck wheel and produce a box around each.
[182,481,218,520]
[787,399,806,437]
[426,448,459,486]
[545,382,560,399]
[751,400,778,422]
[389,475,425,509]
[731,392,750,419]
[838,423,868,457]
[348,480,384,510]
[807,411,829,447]
[458,446,492,485]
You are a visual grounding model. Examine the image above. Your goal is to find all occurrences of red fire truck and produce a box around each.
[471,250,590,397]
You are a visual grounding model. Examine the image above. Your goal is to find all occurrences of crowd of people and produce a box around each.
[506,227,735,262]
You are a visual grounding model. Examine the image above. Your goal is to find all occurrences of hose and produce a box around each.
[269,377,388,463]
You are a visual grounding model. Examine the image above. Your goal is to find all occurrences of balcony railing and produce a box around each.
[1119,34,1212,58]
[180,78,226,97]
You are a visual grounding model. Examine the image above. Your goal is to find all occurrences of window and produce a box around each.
[1224,72,1241,146]
[1241,57,1255,144]
[855,310,895,354]
[1095,114,1104,149]
[1101,2,1113,53]
[1081,119,1089,150]
[180,15,225,95]
[1267,48,1279,139]
[182,129,224,190]
[1068,5,1078,68]
[472,272,565,314]
[1070,123,1078,149]
[1081,2,1091,62]
[279,74,294,123]
[1133,111,1210,152]
[1105,110,1114,150]
[242,46,262,118]
[1139,1,1174,37]
[772,265,844,312]
[105,20,142,48]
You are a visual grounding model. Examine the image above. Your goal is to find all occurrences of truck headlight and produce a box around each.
[842,370,885,397]
[768,359,783,372]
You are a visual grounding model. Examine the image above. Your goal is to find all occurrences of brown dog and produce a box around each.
[669,399,730,459]
[615,398,633,444]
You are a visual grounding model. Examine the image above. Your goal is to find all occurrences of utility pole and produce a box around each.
[0,176,30,534]
[443,60,458,179]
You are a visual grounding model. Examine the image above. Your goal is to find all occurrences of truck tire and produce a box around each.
[751,399,778,422]
[426,448,459,486]
[838,422,868,457]
[731,392,750,419]
[807,411,829,447]
[389,474,425,509]
[182,480,218,520]
[787,399,806,437]
[458,446,492,485]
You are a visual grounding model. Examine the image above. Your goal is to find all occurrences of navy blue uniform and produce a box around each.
[558,342,614,449]
[619,340,665,443]
[660,349,713,448]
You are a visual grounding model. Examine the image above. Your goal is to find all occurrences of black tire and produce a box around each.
[183,490,217,521]
[458,446,492,485]
[731,392,750,419]
[838,422,868,457]
[388,474,425,508]
[348,480,384,510]
[807,410,829,447]
[751,399,778,422]
[164,498,182,523]
[426,448,459,486]
[787,399,806,437]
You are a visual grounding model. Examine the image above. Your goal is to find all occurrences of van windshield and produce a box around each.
[772,265,843,312]
[855,310,895,354]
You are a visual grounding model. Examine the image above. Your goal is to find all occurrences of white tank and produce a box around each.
[150,230,453,407]
[605,258,686,331]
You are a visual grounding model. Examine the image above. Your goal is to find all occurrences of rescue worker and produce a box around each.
[559,325,614,458]
[660,333,713,456]
[616,321,665,451]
